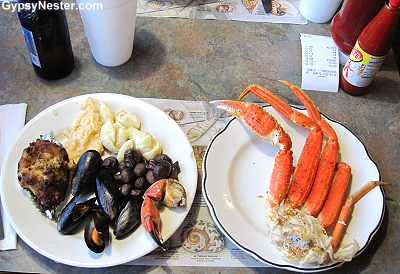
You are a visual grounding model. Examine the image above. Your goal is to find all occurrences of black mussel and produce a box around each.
[114,196,142,239]
[92,207,110,246]
[95,169,121,221]
[57,196,96,235]
[71,150,102,196]
[84,208,109,254]
[102,156,119,173]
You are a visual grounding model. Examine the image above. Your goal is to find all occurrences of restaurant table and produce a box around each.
[1,1,399,273]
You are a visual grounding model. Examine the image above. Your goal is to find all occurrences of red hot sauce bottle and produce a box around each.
[340,0,400,95]
[331,0,385,56]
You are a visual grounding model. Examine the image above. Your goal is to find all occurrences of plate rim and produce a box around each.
[202,105,384,272]
[0,93,198,268]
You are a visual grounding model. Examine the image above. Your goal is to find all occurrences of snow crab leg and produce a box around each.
[277,80,340,217]
[209,100,293,209]
[331,180,387,249]
[318,162,352,228]
[237,84,323,209]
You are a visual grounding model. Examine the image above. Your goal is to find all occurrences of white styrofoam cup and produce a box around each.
[77,0,138,67]
[299,0,343,23]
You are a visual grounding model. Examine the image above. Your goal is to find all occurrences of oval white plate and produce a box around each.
[0,94,197,268]
[203,105,384,272]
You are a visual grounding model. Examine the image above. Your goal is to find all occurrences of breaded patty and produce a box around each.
[17,139,71,216]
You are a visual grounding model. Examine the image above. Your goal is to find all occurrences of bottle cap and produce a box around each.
[389,0,400,9]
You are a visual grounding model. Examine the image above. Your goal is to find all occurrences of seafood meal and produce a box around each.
[210,80,386,265]
[16,98,187,254]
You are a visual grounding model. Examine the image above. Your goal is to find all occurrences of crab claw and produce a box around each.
[141,194,167,251]
[210,100,291,150]
[140,178,187,251]
[210,99,293,209]
[145,178,187,207]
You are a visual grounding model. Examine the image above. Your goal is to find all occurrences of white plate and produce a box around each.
[0,94,197,268]
[203,105,384,272]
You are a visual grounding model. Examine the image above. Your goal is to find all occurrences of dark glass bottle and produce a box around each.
[17,0,74,80]
[340,0,400,95]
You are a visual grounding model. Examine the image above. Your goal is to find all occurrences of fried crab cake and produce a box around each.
[17,139,71,219]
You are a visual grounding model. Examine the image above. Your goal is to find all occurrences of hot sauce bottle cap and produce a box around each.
[389,0,400,9]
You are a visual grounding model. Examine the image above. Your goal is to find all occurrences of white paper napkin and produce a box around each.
[0,103,27,250]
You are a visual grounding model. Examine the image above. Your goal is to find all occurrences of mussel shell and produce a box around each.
[114,196,142,239]
[57,196,96,235]
[71,150,102,196]
[93,207,110,245]
[95,169,121,221]
[84,210,107,254]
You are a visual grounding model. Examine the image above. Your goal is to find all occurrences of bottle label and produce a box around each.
[342,40,386,87]
[21,26,41,68]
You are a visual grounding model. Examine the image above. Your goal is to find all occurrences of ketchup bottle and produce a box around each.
[331,0,386,56]
[340,0,400,95]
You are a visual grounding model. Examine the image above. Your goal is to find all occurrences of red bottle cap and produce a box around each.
[389,0,400,8]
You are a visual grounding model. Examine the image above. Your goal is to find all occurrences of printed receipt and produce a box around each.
[300,33,339,92]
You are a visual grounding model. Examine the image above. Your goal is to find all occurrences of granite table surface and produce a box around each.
[1,1,399,273]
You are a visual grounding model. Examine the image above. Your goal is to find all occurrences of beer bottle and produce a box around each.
[17,0,74,80]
